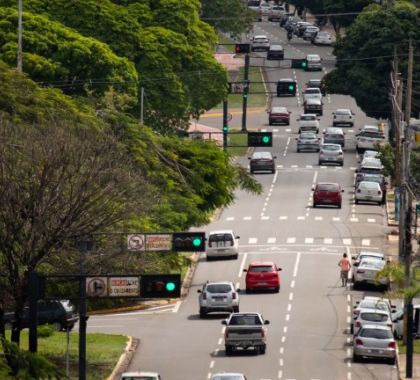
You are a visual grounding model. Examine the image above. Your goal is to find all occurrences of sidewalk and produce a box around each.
[386,189,420,379]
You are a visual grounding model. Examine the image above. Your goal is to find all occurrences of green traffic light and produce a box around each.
[192,237,202,247]
[301,61,307,68]
[166,282,176,291]
[288,85,295,91]
[262,136,270,144]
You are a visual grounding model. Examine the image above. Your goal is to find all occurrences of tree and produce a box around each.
[324,2,420,119]
[200,0,254,39]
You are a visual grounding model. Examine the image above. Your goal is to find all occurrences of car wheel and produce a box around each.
[250,170,254,174]
[233,306,239,313]
[269,121,272,126]
[199,308,206,318]
[225,345,233,356]
[350,324,354,334]
[206,256,213,261]
[260,345,266,354]
[318,161,322,165]
[313,202,317,208]
[297,148,300,153]
[378,201,382,206]
[274,286,280,293]
[52,321,63,331]
[245,288,252,294]
[340,162,344,167]
[271,169,276,174]
[353,353,361,363]
[353,282,359,290]
[388,357,396,365]
[66,324,75,332]
[286,121,290,126]
[338,203,342,209]
[232,253,238,260]
[355,199,359,205]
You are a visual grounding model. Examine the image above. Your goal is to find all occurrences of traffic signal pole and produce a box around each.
[241,54,250,132]
[223,99,228,150]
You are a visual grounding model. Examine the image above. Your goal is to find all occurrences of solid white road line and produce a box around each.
[290,280,295,288]
[292,252,301,277]
[238,252,248,278]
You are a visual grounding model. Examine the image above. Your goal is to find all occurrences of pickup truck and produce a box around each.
[221,312,269,355]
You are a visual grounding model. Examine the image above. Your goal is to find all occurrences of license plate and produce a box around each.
[257,282,267,286]
[365,195,372,199]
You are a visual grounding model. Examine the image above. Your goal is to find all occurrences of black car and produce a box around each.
[267,45,284,60]
[3,300,79,331]
[354,173,388,204]
[248,151,276,174]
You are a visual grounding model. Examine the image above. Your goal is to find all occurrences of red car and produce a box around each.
[312,182,344,208]
[268,106,291,126]
[244,262,282,293]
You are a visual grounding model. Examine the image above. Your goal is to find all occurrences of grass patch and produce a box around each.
[5,330,127,380]
[398,339,420,354]
[226,130,249,156]
[217,34,236,54]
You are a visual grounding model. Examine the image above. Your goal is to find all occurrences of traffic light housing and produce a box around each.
[235,43,251,54]
[291,58,308,69]
[248,132,273,147]
[276,80,296,97]
[140,274,181,298]
[172,232,206,252]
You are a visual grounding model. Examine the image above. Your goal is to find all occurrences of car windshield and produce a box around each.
[305,89,320,94]
[318,32,330,37]
[359,328,393,339]
[212,377,244,380]
[359,182,380,189]
[359,300,388,311]
[249,265,274,273]
[206,284,232,293]
[301,115,316,120]
[360,259,385,269]
[317,184,338,191]
[321,145,340,151]
[358,131,383,139]
[229,315,262,325]
[301,133,317,139]
[325,134,343,140]
[209,234,233,244]
[252,152,272,159]
[336,110,350,115]
[309,81,321,86]
[361,312,388,322]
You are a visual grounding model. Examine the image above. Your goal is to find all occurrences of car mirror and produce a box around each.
[197,289,202,293]
[236,288,240,292]
[341,189,344,193]
[278,268,282,271]
[311,187,315,191]
[221,320,227,325]
[243,269,247,272]
[355,169,359,173]
[248,157,251,160]
[352,256,357,260]
[355,301,360,304]
[354,262,359,267]
[264,320,270,325]
[236,236,240,239]
[295,138,298,140]
[273,156,277,159]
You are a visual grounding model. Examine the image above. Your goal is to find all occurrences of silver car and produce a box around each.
[353,324,396,364]
[352,258,389,290]
[198,281,239,317]
[211,373,247,380]
[251,35,270,51]
[353,308,393,336]
[318,143,343,166]
[352,298,396,334]
[296,132,320,152]
[352,251,385,266]
[355,181,383,205]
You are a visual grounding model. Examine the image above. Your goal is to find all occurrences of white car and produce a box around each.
[297,113,320,131]
[352,258,389,290]
[312,31,333,45]
[251,35,270,51]
[259,2,272,16]
[267,5,285,21]
[303,87,322,102]
[332,108,354,127]
[305,54,322,70]
[303,26,319,41]
[353,308,394,336]
[211,374,247,380]
[121,372,161,380]
[356,130,386,153]
[362,150,380,160]
[352,298,395,327]
[355,181,383,205]
[206,230,239,260]
[352,251,385,266]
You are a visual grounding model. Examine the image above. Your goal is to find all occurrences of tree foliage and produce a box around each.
[324,2,420,119]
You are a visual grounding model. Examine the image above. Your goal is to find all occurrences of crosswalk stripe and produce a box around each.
[333,217,340,221]
[305,238,314,244]
[297,216,305,220]
[248,237,257,244]
[362,239,370,246]
[343,239,352,245]
[287,237,296,244]
[279,216,288,220]
[267,237,276,244]
[368,218,376,223]
[226,217,234,221]
[243,216,252,220]
[315,216,323,221]
[324,238,333,244]
[261,216,270,220]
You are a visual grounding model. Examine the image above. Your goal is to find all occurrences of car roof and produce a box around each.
[305,87,321,92]
[321,143,341,148]
[205,281,234,286]
[335,108,351,113]
[308,79,321,83]
[121,372,160,377]
[325,127,343,133]
[270,45,283,50]
[307,54,320,59]
[358,251,385,258]
[305,98,321,104]
[254,35,268,39]
[209,230,235,235]
[249,261,275,266]
[279,78,295,82]
[300,113,317,117]
[316,182,340,186]
[252,151,273,158]
[271,106,288,112]
[212,374,245,378]
[362,124,379,131]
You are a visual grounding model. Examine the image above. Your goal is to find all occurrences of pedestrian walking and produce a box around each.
[338,253,351,287]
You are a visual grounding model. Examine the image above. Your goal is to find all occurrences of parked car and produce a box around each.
[296,132,321,152]
[312,182,344,208]
[356,157,384,175]
[352,258,389,290]
[206,230,239,260]
[332,108,354,127]
[211,374,247,380]
[267,44,284,60]
[251,35,270,51]
[318,143,343,166]
[295,21,311,37]
[268,106,290,125]
[352,298,396,334]
[306,79,326,95]
[249,151,276,174]
[356,130,386,153]
[3,300,78,331]
[353,325,397,364]
[222,312,269,355]
[121,372,161,380]
[267,5,285,21]
[244,261,282,293]
[297,113,319,133]
[353,309,394,336]
[355,181,383,205]
[305,54,322,71]
[304,98,323,116]
[276,78,297,96]
[323,127,345,147]
[198,281,239,317]
[303,87,322,102]
[312,31,333,45]
[258,2,272,17]
[362,150,380,160]
[392,304,420,339]
[303,26,319,41]
[352,251,386,267]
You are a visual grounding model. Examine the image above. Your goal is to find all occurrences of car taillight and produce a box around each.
[232,292,237,300]
[355,321,361,328]
[355,338,363,346]
[356,269,365,273]
[261,329,266,338]
[339,152,343,155]
[354,310,360,316]
[388,341,396,349]
[387,324,393,329]
[203,292,207,300]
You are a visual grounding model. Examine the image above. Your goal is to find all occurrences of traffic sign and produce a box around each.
[127,234,145,251]
[145,234,172,251]
[108,277,140,297]
[86,277,107,297]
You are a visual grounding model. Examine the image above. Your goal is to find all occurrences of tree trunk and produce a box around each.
[10,299,24,347]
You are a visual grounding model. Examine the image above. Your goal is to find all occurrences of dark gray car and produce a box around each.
[296,132,320,152]
[248,151,276,173]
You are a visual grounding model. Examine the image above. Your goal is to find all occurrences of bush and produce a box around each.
[37,325,54,338]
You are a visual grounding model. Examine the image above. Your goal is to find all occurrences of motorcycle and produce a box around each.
[287,31,293,41]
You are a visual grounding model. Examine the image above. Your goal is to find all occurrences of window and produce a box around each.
[317,184,338,191]
[361,313,388,322]
[249,265,274,273]
[360,328,392,339]
[206,284,232,293]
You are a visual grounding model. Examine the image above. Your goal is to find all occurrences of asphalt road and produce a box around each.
[86,21,399,380]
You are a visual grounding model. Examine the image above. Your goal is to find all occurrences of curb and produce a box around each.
[107,336,139,380]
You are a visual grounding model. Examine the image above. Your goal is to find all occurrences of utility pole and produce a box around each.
[223,99,228,150]
[140,87,144,124]
[241,54,250,132]
[403,39,414,379]
[17,0,22,72]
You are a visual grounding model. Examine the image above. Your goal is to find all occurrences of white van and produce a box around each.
[305,54,322,71]
[206,230,240,260]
